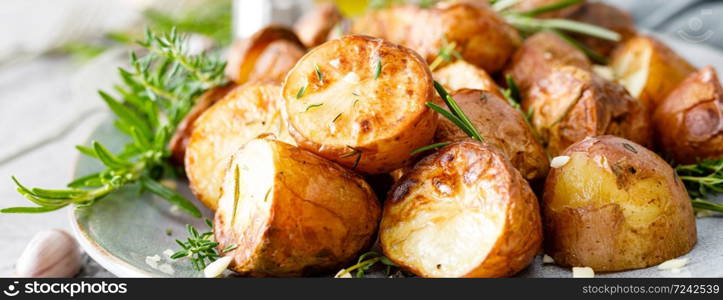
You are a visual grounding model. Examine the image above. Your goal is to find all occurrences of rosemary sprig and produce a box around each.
[503,13,620,42]
[428,37,461,71]
[550,29,608,64]
[410,142,451,155]
[676,158,723,213]
[517,0,583,17]
[3,28,226,217]
[493,0,619,63]
[428,82,484,142]
[336,251,398,278]
[171,220,237,271]
[502,75,533,123]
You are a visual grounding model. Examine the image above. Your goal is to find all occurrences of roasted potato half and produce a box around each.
[351,3,520,73]
[543,136,697,271]
[653,66,723,163]
[214,139,381,277]
[169,82,237,165]
[610,35,695,110]
[433,60,502,98]
[435,89,549,181]
[567,2,636,57]
[282,35,438,174]
[524,65,652,156]
[226,26,306,84]
[185,82,295,211]
[380,141,542,277]
[294,2,344,48]
[504,31,591,99]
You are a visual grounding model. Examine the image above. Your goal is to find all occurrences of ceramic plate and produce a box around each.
[71,35,723,278]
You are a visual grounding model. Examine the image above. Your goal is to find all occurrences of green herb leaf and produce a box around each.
[314,63,324,85]
[296,83,307,99]
[410,142,450,155]
[304,103,324,112]
[141,176,201,218]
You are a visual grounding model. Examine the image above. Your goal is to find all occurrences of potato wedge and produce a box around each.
[185,82,295,210]
[282,35,438,174]
[524,65,652,156]
[433,61,503,98]
[504,31,591,99]
[610,35,695,110]
[351,3,520,73]
[169,82,237,165]
[294,2,344,48]
[226,26,306,84]
[214,139,380,277]
[380,141,542,277]
[567,2,636,57]
[435,89,549,181]
[543,136,697,271]
[653,66,723,163]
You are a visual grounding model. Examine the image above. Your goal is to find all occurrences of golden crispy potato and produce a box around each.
[653,66,723,163]
[294,2,344,48]
[524,65,652,156]
[543,136,697,271]
[567,2,636,57]
[380,141,542,277]
[185,82,295,210]
[214,139,380,277]
[433,60,503,98]
[435,89,549,181]
[511,0,585,18]
[282,35,438,174]
[351,3,520,73]
[504,31,591,98]
[225,26,306,84]
[610,35,695,110]
[169,83,237,165]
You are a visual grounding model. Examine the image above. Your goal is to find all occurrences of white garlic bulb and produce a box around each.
[15,229,82,278]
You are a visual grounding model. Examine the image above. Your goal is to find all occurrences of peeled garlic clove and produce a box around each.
[16,229,81,278]
[204,256,233,278]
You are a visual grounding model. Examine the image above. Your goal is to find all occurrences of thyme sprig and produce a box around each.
[3,28,226,217]
[676,158,723,213]
[336,251,398,278]
[171,220,237,271]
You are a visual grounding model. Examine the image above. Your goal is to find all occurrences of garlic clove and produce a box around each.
[16,229,82,278]
[204,256,232,278]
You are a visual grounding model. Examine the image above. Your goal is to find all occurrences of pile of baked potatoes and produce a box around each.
[170,0,722,277]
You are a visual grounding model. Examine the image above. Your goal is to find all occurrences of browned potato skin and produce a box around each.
[524,66,652,156]
[543,136,697,271]
[381,141,542,277]
[433,60,503,98]
[283,35,438,174]
[435,89,549,181]
[169,82,237,165]
[351,3,520,73]
[225,26,306,84]
[610,35,695,110]
[653,66,723,164]
[567,2,636,57]
[214,139,380,277]
[504,31,591,99]
[294,2,344,48]
[185,82,294,211]
[511,0,585,18]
